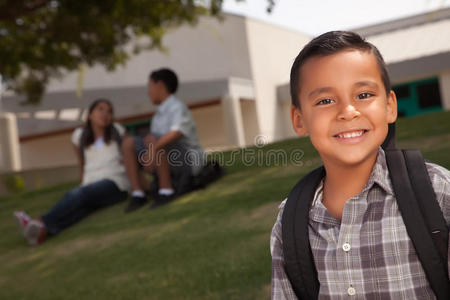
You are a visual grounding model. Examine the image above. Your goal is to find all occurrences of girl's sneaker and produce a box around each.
[24,220,47,245]
[13,211,31,234]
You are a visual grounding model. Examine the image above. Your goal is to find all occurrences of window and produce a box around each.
[417,81,441,109]
[392,77,442,117]
[393,85,410,99]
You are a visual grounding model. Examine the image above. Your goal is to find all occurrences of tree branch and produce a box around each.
[0,0,51,22]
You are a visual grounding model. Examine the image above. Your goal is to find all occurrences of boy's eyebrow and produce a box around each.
[353,80,379,89]
[307,81,380,99]
[308,87,334,99]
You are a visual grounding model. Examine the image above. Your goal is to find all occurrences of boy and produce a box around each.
[271,31,450,299]
[122,68,206,212]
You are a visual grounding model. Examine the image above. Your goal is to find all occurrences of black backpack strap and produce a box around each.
[381,122,396,150]
[403,150,449,273]
[385,149,450,300]
[282,166,325,300]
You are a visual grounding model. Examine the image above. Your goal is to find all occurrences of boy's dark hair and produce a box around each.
[290,31,391,108]
[149,68,178,94]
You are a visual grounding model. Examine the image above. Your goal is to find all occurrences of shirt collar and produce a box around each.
[156,95,176,114]
[312,147,394,207]
[312,180,324,207]
[364,147,394,196]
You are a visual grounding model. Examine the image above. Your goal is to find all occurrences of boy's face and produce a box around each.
[148,79,166,105]
[291,50,397,167]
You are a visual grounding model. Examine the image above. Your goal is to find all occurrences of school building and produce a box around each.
[1,8,449,192]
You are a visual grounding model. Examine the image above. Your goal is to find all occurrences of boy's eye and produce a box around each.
[316,98,334,105]
[357,92,373,100]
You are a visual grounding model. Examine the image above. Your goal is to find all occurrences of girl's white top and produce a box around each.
[71,123,130,191]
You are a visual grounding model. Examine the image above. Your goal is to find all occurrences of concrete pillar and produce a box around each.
[0,113,22,172]
[221,94,246,148]
[439,70,450,110]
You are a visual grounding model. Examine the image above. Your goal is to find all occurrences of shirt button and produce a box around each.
[342,243,351,252]
[347,286,356,296]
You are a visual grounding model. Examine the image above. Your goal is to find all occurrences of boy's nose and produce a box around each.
[337,104,361,121]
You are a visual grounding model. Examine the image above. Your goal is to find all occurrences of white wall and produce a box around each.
[46,15,253,93]
[367,19,450,65]
[245,18,310,142]
[20,133,77,170]
[280,101,297,140]
[439,70,450,110]
[240,100,260,146]
[0,113,22,172]
[191,104,228,149]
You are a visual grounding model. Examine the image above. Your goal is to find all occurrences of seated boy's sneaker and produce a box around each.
[13,211,31,234]
[124,196,148,213]
[24,220,47,245]
[149,194,177,210]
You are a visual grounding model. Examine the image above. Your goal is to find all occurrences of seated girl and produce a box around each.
[14,99,130,245]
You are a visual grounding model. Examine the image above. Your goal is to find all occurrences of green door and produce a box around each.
[393,77,442,117]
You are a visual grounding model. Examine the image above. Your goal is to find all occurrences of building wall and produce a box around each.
[20,132,77,170]
[439,70,450,110]
[280,101,297,139]
[0,113,22,172]
[245,18,310,142]
[364,16,450,113]
[190,104,228,150]
[240,100,260,146]
[366,18,450,65]
[45,15,253,93]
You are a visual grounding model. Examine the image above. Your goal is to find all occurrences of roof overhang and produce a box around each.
[354,7,450,37]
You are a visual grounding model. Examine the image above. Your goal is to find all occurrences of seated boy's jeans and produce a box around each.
[133,135,194,194]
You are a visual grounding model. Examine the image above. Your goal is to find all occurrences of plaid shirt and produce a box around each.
[271,148,450,299]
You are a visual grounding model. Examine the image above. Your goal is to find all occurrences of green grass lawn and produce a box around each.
[1,111,449,300]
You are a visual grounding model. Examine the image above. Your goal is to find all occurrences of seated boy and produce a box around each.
[122,68,206,212]
[271,31,450,299]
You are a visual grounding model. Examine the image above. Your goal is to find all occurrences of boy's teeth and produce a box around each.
[337,130,364,138]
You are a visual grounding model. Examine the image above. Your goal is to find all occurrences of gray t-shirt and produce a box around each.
[151,95,205,175]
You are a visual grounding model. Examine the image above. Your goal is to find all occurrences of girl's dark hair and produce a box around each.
[149,68,178,94]
[290,31,391,108]
[82,98,114,147]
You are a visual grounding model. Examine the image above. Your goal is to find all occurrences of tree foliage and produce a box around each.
[0,0,233,104]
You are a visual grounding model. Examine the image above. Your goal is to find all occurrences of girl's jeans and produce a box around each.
[41,179,127,235]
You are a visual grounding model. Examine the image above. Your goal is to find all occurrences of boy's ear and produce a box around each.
[290,105,308,136]
[387,90,398,124]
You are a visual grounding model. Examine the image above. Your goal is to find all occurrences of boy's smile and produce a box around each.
[291,50,397,168]
[333,129,369,144]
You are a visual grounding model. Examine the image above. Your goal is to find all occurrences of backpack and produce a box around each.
[79,124,122,161]
[281,123,450,300]
[150,160,225,196]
